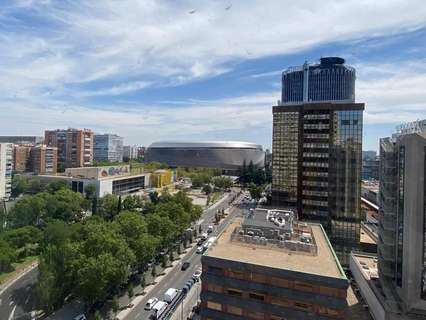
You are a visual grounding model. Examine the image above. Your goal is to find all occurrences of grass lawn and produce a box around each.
[0,255,38,286]
[208,192,223,206]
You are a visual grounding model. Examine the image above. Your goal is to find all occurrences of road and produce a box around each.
[0,267,39,320]
[124,191,249,320]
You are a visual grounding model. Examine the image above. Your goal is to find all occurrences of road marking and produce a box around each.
[8,305,17,320]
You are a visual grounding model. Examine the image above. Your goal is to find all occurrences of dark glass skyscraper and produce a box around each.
[272,57,364,265]
[281,57,355,105]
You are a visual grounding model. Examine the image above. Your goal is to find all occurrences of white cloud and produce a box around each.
[357,60,426,124]
[1,0,426,97]
[79,81,152,97]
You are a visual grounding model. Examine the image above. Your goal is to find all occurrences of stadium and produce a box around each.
[145,141,265,172]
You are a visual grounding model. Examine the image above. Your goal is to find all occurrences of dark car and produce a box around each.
[181,261,190,271]
[197,239,204,246]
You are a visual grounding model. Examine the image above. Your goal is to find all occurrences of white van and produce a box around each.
[152,301,168,319]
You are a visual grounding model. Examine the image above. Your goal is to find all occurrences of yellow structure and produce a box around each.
[150,169,173,188]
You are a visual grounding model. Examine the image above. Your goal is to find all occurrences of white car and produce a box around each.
[74,315,86,320]
[196,246,204,254]
[193,269,202,281]
[144,297,159,310]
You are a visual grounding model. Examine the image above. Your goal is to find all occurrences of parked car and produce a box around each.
[207,225,213,233]
[192,269,202,281]
[144,297,159,310]
[196,246,204,254]
[197,238,204,246]
[73,315,86,320]
[181,261,191,270]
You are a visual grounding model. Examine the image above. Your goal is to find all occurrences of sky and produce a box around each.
[1,0,426,151]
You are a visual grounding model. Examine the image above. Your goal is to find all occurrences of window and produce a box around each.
[226,305,243,316]
[271,296,290,307]
[248,311,265,319]
[207,283,222,293]
[270,277,292,289]
[294,281,314,293]
[207,301,222,311]
[249,293,265,301]
[252,273,267,283]
[208,266,223,275]
[319,286,339,297]
[228,269,246,280]
[318,306,340,317]
[227,289,242,297]
[294,302,313,311]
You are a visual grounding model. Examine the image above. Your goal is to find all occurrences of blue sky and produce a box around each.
[1,1,426,151]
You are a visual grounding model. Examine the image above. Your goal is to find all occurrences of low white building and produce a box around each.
[39,165,150,197]
[0,143,13,200]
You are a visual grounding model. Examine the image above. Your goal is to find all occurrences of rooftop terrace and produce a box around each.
[207,216,345,279]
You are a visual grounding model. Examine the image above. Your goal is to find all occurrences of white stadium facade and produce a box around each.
[145,141,265,173]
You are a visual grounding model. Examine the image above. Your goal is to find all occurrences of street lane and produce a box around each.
[0,267,39,320]
[124,191,248,320]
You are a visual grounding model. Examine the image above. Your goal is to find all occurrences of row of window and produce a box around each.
[205,286,342,318]
[205,266,346,299]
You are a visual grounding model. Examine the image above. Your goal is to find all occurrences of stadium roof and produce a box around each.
[148,141,263,150]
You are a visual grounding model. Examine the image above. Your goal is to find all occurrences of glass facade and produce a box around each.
[272,111,299,206]
[272,104,364,265]
[422,147,426,299]
[281,57,355,104]
[396,146,405,287]
[93,134,124,162]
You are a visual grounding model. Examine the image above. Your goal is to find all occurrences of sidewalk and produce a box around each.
[116,243,198,320]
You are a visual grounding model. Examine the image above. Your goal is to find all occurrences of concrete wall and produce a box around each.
[398,133,426,314]
[349,253,386,320]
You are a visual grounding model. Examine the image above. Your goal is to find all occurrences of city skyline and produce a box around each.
[1,1,426,151]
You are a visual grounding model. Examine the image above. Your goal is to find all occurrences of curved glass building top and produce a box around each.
[281,57,356,104]
[148,141,263,150]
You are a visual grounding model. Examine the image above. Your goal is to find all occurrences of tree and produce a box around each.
[198,224,202,234]
[27,178,44,194]
[94,310,102,320]
[151,266,156,278]
[211,176,233,190]
[169,251,174,262]
[202,184,212,195]
[112,296,119,315]
[11,174,28,197]
[97,194,119,221]
[149,191,159,205]
[127,283,134,300]
[0,240,16,272]
[46,180,68,193]
[71,219,135,307]
[117,196,122,214]
[84,184,97,200]
[140,274,146,288]
[248,183,263,201]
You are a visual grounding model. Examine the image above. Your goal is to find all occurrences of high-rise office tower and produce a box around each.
[272,57,364,264]
[0,143,13,200]
[281,57,355,105]
[377,119,426,315]
[31,145,58,175]
[44,128,93,169]
[93,134,124,162]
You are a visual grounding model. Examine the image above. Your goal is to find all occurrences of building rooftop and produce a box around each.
[206,217,345,279]
[148,141,263,150]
